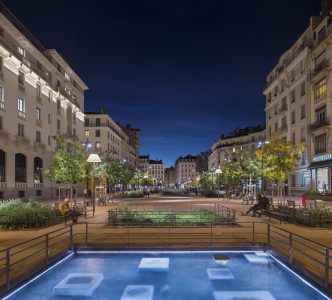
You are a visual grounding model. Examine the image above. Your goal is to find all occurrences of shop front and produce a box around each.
[308,153,332,193]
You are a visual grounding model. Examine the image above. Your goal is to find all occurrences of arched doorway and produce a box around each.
[15,153,26,182]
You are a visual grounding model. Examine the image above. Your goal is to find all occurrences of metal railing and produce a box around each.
[0,222,331,296]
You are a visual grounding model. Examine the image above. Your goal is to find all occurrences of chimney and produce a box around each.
[321,0,332,15]
[100,106,106,114]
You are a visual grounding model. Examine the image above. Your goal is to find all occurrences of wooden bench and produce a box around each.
[264,205,295,224]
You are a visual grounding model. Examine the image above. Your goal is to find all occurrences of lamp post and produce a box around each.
[215,166,222,200]
[258,141,269,193]
[211,167,216,190]
[87,153,101,216]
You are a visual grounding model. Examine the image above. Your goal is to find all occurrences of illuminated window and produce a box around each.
[64,72,70,80]
[18,71,24,86]
[36,107,41,121]
[17,97,25,118]
[314,78,327,100]
[96,142,101,149]
[315,134,326,154]
[36,84,41,97]
[18,46,25,57]
[0,86,4,109]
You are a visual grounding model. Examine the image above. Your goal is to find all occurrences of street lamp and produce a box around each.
[215,166,222,200]
[211,167,216,190]
[87,153,101,216]
[257,141,269,193]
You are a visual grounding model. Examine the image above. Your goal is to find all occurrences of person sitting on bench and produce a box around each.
[59,198,78,223]
[243,194,269,217]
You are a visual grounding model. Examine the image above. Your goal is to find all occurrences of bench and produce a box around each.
[264,205,295,224]
[241,195,255,205]
[54,202,94,224]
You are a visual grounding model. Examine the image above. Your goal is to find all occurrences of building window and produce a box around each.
[315,51,326,68]
[48,91,52,102]
[18,124,24,137]
[18,46,25,57]
[64,72,70,80]
[315,134,326,154]
[57,99,61,112]
[314,78,327,100]
[0,116,2,130]
[34,157,43,183]
[0,149,5,182]
[48,114,51,124]
[301,81,306,96]
[96,118,100,126]
[17,97,25,118]
[301,127,305,143]
[85,118,89,126]
[57,119,61,131]
[96,142,101,149]
[316,105,326,123]
[291,90,295,103]
[291,175,296,187]
[301,105,305,119]
[36,190,42,197]
[85,130,90,137]
[291,111,295,125]
[0,86,4,109]
[36,107,41,121]
[95,130,100,137]
[48,135,51,146]
[36,131,41,142]
[73,128,76,136]
[36,84,41,97]
[318,26,326,43]
[18,71,24,86]
[292,132,295,144]
[281,116,287,128]
[15,153,26,182]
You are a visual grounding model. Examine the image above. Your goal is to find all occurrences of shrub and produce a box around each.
[0,199,60,230]
[295,207,332,227]
[161,189,188,196]
[201,190,226,198]
[122,191,145,198]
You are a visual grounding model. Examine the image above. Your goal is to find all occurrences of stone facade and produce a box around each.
[208,125,266,171]
[0,4,88,200]
[138,155,165,182]
[263,1,332,194]
[175,155,198,186]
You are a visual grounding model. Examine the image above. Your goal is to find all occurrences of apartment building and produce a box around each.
[208,125,266,170]
[175,155,198,186]
[138,155,165,182]
[263,0,332,193]
[0,4,88,200]
[121,124,140,167]
[84,111,137,166]
[164,166,176,187]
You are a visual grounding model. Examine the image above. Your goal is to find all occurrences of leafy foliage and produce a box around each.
[256,140,304,182]
[220,161,245,188]
[43,134,88,184]
[239,149,261,179]
[0,199,60,230]
[161,189,189,196]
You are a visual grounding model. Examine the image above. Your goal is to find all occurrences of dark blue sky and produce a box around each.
[4,0,321,166]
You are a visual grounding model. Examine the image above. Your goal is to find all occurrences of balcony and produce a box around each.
[34,141,46,150]
[309,59,329,80]
[15,135,30,145]
[308,119,330,131]
[0,129,9,140]
[279,105,288,113]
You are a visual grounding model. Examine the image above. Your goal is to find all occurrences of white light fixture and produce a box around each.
[87,153,101,163]
[215,167,222,174]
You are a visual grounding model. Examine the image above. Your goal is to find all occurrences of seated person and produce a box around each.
[243,194,269,217]
[59,198,78,223]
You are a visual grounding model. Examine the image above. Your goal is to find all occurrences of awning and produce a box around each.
[307,160,332,169]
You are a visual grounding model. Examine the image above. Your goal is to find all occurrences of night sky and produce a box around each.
[3,0,321,166]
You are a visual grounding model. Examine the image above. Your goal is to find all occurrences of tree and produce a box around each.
[256,140,304,202]
[106,160,134,190]
[239,149,261,180]
[44,134,88,185]
[220,161,245,192]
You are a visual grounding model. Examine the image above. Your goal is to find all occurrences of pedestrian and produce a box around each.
[301,193,307,207]
[58,198,78,223]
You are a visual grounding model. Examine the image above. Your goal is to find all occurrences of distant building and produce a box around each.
[121,124,140,167]
[139,155,165,182]
[175,155,198,186]
[0,3,88,200]
[208,125,266,170]
[84,110,138,166]
[164,166,176,187]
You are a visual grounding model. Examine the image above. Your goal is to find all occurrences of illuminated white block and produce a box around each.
[213,255,229,265]
[213,290,276,300]
[244,254,273,264]
[138,258,169,271]
[207,268,234,280]
[254,251,269,257]
[53,273,103,296]
[121,285,154,300]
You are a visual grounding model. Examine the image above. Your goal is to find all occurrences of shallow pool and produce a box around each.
[4,251,330,300]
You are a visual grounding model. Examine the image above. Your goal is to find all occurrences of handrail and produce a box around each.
[0,221,331,297]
